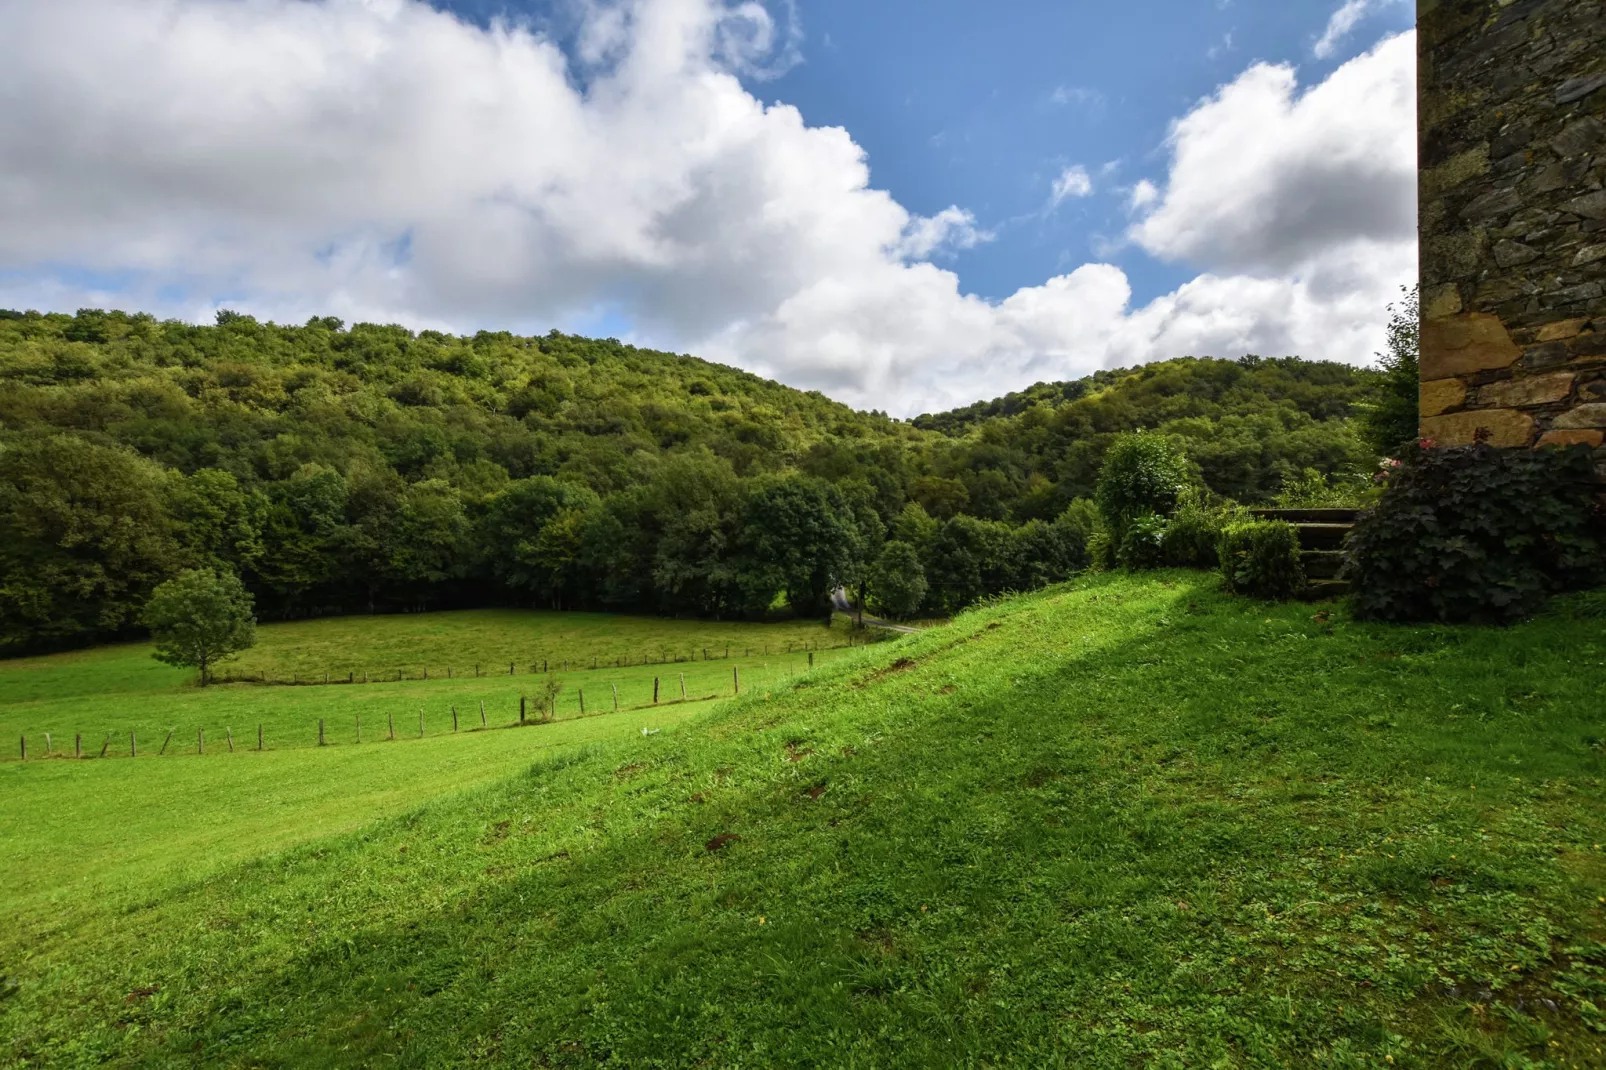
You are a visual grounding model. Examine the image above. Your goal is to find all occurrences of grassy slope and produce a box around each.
[5,573,1606,1067]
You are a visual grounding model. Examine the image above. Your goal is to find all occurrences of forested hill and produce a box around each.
[0,309,1379,653]
[912,355,1378,506]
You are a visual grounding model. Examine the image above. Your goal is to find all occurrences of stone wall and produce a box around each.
[1418,0,1606,450]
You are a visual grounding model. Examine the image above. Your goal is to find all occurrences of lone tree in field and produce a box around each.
[143,569,257,685]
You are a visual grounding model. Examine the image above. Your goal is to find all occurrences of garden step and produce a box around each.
[1289,523,1353,551]
[1248,508,1362,525]
[1300,579,1351,601]
[1301,550,1345,580]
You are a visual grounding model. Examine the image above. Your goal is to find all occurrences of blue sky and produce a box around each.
[436,0,1414,309]
[0,0,1418,414]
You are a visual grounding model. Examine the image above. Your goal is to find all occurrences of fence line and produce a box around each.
[12,653,833,764]
[205,632,890,688]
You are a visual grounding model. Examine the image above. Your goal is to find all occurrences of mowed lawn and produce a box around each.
[4,574,1606,1067]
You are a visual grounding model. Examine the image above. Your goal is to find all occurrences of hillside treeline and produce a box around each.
[0,308,1377,652]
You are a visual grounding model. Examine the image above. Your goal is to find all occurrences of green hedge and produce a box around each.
[1219,520,1305,600]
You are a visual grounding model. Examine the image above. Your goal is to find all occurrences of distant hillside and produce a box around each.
[910,355,1378,512]
[0,311,1379,650]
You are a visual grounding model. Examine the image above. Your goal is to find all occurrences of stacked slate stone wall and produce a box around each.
[1418,0,1606,452]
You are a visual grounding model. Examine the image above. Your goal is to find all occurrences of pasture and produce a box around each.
[3,577,1605,1067]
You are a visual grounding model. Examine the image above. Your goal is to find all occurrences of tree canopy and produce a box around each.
[0,308,1383,652]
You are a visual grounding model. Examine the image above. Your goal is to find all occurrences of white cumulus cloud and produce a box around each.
[1050,165,1095,206]
[0,0,1417,416]
[1314,0,1401,60]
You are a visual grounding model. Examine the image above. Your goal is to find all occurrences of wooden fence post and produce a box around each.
[680,673,687,700]
[18,736,24,761]
[75,733,82,759]
[227,728,234,753]
[318,719,325,747]
[100,734,111,758]
[543,659,548,673]
[356,714,362,743]
[418,709,424,738]
[349,672,354,684]
[579,689,586,715]
[424,669,428,681]
[44,732,52,757]
[197,728,203,755]
[809,651,814,668]
[131,731,137,758]
[520,696,526,724]
[510,662,515,675]
[448,667,453,679]
[257,725,263,751]
[388,712,395,740]
[475,663,480,677]
[733,667,740,695]
[160,729,174,755]
[479,700,486,727]
[654,677,660,704]
[452,706,458,732]
[611,684,619,712]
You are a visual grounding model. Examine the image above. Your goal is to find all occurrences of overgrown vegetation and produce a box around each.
[0,309,1379,651]
[1219,519,1306,600]
[4,573,1604,1066]
[1357,286,1421,457]
[1345,439,1605,623]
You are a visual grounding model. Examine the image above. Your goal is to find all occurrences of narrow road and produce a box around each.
[831,589,919,634]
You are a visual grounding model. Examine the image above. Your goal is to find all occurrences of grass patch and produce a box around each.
[3,574,1606,1067]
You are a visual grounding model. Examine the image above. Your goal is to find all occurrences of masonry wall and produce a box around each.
[1418,0,1606,449]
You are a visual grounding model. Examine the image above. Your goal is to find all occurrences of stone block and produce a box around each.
[1479,372,1575,407]
[1423,284,1464,321]
[1551,117,1605,158]
[1420,377,1467,417]
[1461,186,1525,222]
[1556,72,1606,105]
[1423,147,1491,199]
[1493,239,1542,267]
[1572,332,1606,358]
[1420,312,1523,379]
[1538,429,1606,448]
[1421,409,1536,447]
[1553,404,1606,429]
[1524,341,1573,370]
[1564,191,1606,220]
[1538,318,1591,342]
[1574,244,1606,267]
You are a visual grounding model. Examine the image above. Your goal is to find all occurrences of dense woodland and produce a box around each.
[0,308,1382,652]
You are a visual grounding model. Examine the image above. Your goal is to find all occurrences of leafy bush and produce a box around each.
[1345,440,1604,624]
[1086,530,1116,572]
[1357,286,1420,457]
[1117,513,1169,570]
[1161,494,1227,568]
[1095,433,1193,544]
[1219,520,1305,600]
[1273,466,1375,509]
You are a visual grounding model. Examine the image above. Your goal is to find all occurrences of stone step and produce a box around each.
[1302,550,1346,580]
[1301,579,1351,601]
[1291,523,1353,551]
[1249,508,1363,525]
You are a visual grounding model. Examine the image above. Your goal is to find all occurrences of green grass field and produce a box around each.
[0,610,866,761]
[4,576,1606,1067]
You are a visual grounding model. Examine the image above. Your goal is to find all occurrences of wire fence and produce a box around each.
[12,651,840,763]
[207,632,890,687]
